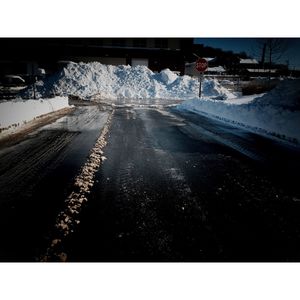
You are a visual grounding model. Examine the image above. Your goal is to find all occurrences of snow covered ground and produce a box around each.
[177,79,300,144]
[19,62,300,144]
[22,62,236,100]
[0,97,70,136]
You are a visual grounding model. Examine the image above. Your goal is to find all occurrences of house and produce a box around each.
[245,68,278,77]
[207,66,226,75]
[239,58,259,73]
[238,58,259,78]
[238,58,285,78]
[239,58,259,67]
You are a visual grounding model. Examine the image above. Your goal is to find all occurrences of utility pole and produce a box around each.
[33,77,37,100]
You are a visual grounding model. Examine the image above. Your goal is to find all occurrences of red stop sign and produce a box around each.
[195,58,208,72]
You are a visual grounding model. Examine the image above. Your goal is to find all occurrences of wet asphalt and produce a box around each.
[0,106,109,261]
[66,106,300,262]
[0,103,300,261]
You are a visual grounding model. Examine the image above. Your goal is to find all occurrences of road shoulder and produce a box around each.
[0,106,75,149]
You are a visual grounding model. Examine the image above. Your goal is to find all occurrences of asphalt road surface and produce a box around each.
[0,101,300,261]
[0,105,109,261]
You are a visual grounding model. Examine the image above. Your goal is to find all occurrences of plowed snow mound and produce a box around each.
[22,62,235,100]
[250,79,300,110]
[177,79,300,143]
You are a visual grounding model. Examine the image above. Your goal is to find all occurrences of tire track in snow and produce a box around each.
[0,131,78,201]
[40,110,114,262]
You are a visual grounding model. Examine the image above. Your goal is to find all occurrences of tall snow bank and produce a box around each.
[22,62,235,100]
[177,79,300,143]
[0,97,70,135]
[250,79,300,111]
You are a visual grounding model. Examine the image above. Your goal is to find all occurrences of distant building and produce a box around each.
[207,66,226,75]
[185,57,226,77]
[239,58,259,66]
[246,68,278,77]
[0,38,193,84]
[238,58,259,75]
[238,58,286,78]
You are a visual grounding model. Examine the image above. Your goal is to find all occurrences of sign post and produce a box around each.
[195,58,208,98]
[199,73,203,98]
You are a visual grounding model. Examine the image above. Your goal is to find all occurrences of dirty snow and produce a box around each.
[0,96,70,136]
[22,62,235,100]
[177,79,300,143]
[40,110,114,262]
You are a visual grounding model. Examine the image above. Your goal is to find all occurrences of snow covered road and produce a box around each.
[0,102,300,261]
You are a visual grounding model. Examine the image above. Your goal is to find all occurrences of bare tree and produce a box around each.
[253,38,288,80]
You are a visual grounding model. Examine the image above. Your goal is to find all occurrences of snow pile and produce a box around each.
[0,96,70,136]
[177,79,300,143]
[202,79,236,100]
[156,68,178,85]
[250,80,300,111]
[22,62,235,100]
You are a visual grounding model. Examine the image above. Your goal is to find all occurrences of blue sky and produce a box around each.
[195,38,300,70]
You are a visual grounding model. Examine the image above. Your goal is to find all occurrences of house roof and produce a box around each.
[247,69,277,73]
[240,58,259,64]
[207,66,226,72]
[203,57,216,62]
